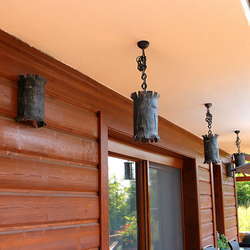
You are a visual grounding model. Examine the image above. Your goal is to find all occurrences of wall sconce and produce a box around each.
[16,74,47,127]
[226,163,234,177]
[124,162,133,180]
[131,40,160,143]
[202,103,220,164]
[233,130,245,167]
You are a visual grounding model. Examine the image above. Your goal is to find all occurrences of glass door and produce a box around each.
[149,163,184,250]
[108,156,138,250]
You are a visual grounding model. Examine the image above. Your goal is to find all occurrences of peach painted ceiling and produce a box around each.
[1,0,250,155]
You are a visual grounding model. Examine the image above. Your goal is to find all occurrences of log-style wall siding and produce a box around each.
[0,29,237,249]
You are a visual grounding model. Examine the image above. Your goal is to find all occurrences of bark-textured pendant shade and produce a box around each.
[203,134,220,164]
[234,153,245,167]
[131,91,160,143]
[131,40,160,143]
[16,74,47,127]
[202,103,220,164]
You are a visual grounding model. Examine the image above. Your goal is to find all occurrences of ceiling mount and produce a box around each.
[205,103,212,109]
[137,40,149,50]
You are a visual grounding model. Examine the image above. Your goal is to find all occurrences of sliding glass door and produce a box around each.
[149,163,184,250]
[108,154,184,250]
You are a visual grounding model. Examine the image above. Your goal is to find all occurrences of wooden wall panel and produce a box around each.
[199,168,211,182]
[0,117,98,164]
[200,196,212,209]
[201,222,214,237]
[0,155,98,192]
[0,223,99,250]
[0,192,99,226]
[200,209,213,224]
[199,181,212,195]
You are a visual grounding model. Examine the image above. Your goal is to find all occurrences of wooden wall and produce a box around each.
[0,29,237,249]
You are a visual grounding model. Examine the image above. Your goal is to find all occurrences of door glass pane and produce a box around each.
[149,163,184,250]
[109,156,137,250]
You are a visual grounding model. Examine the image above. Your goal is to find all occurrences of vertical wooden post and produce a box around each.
[99,112,109,249]
[212,163,226,238]
[233,174,240,242]
[136,160,150,250]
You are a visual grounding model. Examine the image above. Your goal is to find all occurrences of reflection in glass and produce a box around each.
[149,163,184,250]
[109,156,137,250]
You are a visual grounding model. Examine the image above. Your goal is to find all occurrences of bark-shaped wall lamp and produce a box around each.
[233,130,245,167]
[202,103,220,164]
[16,74,47,127]
[131,40,160,143]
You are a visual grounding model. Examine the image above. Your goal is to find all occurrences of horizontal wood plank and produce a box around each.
[224,197,236,207]
[0,117,98,164]
[0,193,99,227]
[200,209,213,224]
[198,168,211,182]
[199,181,212,195]
[223,185,235,196]
[225,207,237,218]
[201,222,214,238]
[225,216,237,229]
[226,227,238,240]
[0,155,98,192]
[223,175,235,186]
[0,223,99,250]
[200,196,212,209]
[202,235,214,249]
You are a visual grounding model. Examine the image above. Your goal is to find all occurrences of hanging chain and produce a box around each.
[235,131,241,154]
[205,106,213,135]
[136,49,147,93]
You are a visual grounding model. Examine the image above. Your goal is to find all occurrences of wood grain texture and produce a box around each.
[199,181,212,195]
[198,168,211,182]
[0,117,98,164]
[182,159,202,250]
[200,209,213,223]
[0,155,98,192]
[201,222,214,238]
[0,192,99,226]
[200,196,212,209]
[99,112,109,250]
[225,216,237,229]
[0,223,99,250]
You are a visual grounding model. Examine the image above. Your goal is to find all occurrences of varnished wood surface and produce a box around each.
[0,154,98,191]
[0,117,98,164]
[0,223,100,250]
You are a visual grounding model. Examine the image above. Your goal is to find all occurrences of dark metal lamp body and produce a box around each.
[234,153,245,167]
[131,91,160,143]
[16,74,47,127]
[203,134,220,164]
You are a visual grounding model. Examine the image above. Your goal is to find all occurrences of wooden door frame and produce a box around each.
[99,112,201,250]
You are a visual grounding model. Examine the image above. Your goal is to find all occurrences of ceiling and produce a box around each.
[1,0,250,155]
